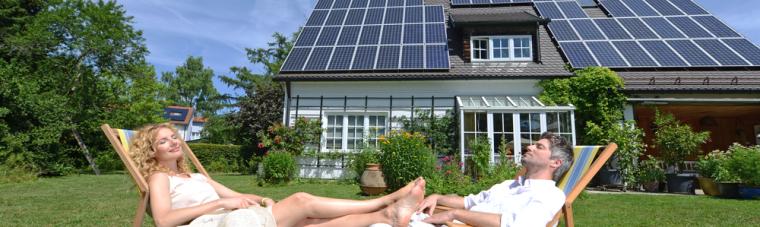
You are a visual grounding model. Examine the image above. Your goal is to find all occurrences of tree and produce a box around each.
[161,56,223,117]
[219,32,295,160]
[0,0,164,175]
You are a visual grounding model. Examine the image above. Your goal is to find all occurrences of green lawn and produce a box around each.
[1,174,758,226]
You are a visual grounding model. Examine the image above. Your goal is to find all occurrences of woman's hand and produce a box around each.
[216,197,258,210]
[260,197,276,207]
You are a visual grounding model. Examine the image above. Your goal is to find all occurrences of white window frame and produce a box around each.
[470,35,533,62]
[322,112,387,152]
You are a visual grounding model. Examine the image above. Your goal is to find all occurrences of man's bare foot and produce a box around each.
[386,181,424,227]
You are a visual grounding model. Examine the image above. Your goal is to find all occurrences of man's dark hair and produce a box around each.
[541,132,573,181]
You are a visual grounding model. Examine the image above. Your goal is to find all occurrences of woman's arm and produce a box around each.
[148,173,257,227]
[205,177,271,205]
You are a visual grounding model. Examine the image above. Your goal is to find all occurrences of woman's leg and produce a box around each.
[295,180,424,227]
[272,178,423,227]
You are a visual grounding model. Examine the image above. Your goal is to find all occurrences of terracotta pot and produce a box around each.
[360,163,387,195]
[696,177,720,196]
[643,181,660,192]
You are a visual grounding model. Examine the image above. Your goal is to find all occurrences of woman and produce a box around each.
[130,123,423,227]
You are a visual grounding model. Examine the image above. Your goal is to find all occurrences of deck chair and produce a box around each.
[100,124,211,227]
[436,143,618,227]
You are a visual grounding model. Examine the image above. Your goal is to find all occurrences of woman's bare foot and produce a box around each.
[387,177,423,203]
[386,180,425,227]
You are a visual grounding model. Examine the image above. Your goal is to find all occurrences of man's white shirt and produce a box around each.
[463,176,565,227]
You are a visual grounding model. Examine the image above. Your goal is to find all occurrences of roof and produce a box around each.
[164,106,194,125]
[618,70,760,92]
[449,7,549,25]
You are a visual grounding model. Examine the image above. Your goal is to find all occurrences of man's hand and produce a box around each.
[422,209,456,224]
[417,194,440,215]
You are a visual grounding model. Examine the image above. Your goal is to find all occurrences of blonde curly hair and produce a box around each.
[129,123,191,180]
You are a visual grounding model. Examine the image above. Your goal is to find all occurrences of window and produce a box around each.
[547,112,573,142]
[470,35,532,61]
[324,114,387,151]
[463,112,488,154]
[493,113,515,160]
[519,113,542,154]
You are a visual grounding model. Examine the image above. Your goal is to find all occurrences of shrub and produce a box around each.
[476,160,521,192]
[637,156,665,183]
[469,137,492,179]
[349,147,380,182]
[188,143,244,173]
[653,110,710,173]
[587,120,646,187]
[378,131,436,191]
[261,151,297,184]
[696,151,721,178]
[0,164,37,184]
[257,117,321,156]
[397,109,457,155]
[93,150,123,172]
[426,155,474,195]
[725,144,760,186]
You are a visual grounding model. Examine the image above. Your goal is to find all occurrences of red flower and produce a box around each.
[258,143,265,149]
[445,170,452,175]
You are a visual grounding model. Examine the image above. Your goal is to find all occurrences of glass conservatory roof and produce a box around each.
[457,96,575,111]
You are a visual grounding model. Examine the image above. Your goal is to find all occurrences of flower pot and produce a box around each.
[696,177,720,196]
[360,163,386,195]
[738,185,760,200]
[666,173,695,194]
[717,182,741,198]
[642,181,660,192]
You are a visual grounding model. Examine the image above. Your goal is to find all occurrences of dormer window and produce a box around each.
[470,35,533,62]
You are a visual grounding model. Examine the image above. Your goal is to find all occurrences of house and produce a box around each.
[275,0,760,168]
[164,106,207,141]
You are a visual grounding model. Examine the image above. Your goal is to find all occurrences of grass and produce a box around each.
[1,174,758,226]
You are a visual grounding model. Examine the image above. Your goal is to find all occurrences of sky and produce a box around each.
[117,0,760,97]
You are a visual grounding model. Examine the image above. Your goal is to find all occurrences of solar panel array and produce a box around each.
[451,0,760,69]
[533,0,760,68]
[281,0,450,72]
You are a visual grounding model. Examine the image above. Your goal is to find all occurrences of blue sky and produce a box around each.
[117,0,760,97]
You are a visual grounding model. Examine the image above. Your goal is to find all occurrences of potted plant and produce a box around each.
[637,155,665,192]
[725,144,760,199]
[695,151,722,196]
[710,149,742,198]
[653,110,710,194]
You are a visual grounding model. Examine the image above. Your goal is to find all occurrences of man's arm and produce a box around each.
[424,209,502,227]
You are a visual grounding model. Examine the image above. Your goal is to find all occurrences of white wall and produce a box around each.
[290,79,542,97]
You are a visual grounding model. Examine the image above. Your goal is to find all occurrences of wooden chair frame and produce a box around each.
[435,143,618,227]
[101,124,211,227]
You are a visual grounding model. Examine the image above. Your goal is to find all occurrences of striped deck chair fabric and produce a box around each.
[557,146,604,195]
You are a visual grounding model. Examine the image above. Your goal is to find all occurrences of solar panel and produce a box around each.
[328,46,356,70]
[642,17,685,38]
[621,0,659,16]
[667,17,712,38]
[306,10,329,26]
[351,0,369,8]
[315,0,334,9]
[694,39,748,66]
[666,40,716,66]
[426,44,449,69]
[376,46,401,69]
[406,0,423,6]
[345,9,366,25]
[559,42,598,68]
[316,26,340,46]
[548,20,580,41]
[282,48,311,71]
[611,41,658,66]
[337,26,361,45]
[425,5,445,22]
[405,6,423,23]
[332,0,351,9]
[387,0,404,7]
[451,0,471,6]
[425,23,447,43]
[722,39,760,65]
[369,0,387,8]
[472,0,491,5]
[359,25,381,44]
[326,9,348,25]
[598,0,635,17]
[305,47,334,70]
[692,16,740,38]
[639,40,688,66]
[351,46,378,69]
[381,24,402,44]
[402,45,424,68]
[618,18,658,39]
[556,1,588,18]
[594,19,631,40]
[295,27,320,46]
[669,0,708,15]
[645,0,684,16]
[384,7,403,24]
[571,19,606,40]
[365,8,385,24]
[586,41,628,66]
[534,2,565,19]
[404,24,424,44]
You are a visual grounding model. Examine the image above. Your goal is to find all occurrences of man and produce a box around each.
[419,132,573,227]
